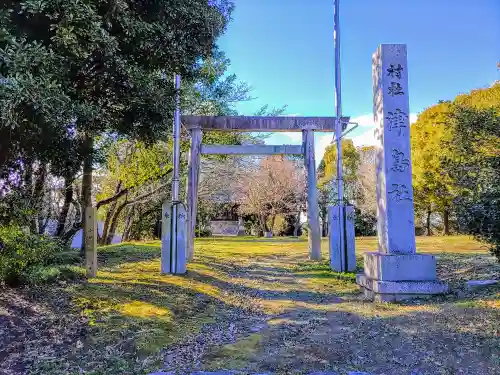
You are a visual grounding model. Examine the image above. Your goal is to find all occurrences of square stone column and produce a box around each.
[161,202,187,275]
[356,44,447,301]
[329,205,356,272]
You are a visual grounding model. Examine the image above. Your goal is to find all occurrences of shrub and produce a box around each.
[24,264,85,285]
[196,227,212,237]
[268,215,287,236]
[300,222,309,239]
[0,225,70,285]
[354,208,377,236]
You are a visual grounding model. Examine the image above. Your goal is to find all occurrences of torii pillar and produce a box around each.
[186,126,202,261]
[303,126,321,260]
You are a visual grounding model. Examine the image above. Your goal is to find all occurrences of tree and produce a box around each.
[446,83,500,260]
[410,101,456,235]
[236,156,305,236]
[0,0,234,248]
[355,146,377,236]
[91,49,286,243]
[410,82,500,239]
[317,140,362,236]
[356,146,377,212]
[320,139,362,204]
[94,140,172,245]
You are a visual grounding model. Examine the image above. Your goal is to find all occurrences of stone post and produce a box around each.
[356,44,447,301]
[186,127,202,261]
[329,205,356,272]
[84,206,97,278]
[161,201,187,274]
[302,128,321,260]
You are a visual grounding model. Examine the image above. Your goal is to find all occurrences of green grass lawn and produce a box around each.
[1,236,498,375]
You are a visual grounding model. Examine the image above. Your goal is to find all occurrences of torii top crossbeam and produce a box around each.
[182,115,350,132]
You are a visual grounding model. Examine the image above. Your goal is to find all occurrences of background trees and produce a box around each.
[446,84,500,259]
[409,82,500,258]
[317,139,377,236]
[320,139,361,205]
[236,156,306,236]
[411,101,456,235]
[0,2,498,263]
[0,0,234,247]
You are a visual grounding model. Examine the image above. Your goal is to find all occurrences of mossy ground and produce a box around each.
[0,236,498,375]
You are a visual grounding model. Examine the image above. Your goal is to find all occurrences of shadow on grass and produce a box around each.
[97,243,161,267]
[249,302,500,375]
[187,255,363,300]
[3,272,499,375]
[195,255,293,275]
[184,270,346,303]
[5,275,258,375]
[198,236,307,243]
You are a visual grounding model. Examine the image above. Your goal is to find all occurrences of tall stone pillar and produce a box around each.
[302,128,321,260]
[186,127,202,261]
[356,44,447,301]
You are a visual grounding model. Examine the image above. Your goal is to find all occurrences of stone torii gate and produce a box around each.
[181,115,349,261]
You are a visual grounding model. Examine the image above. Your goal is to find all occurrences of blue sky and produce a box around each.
[217,0,500,161]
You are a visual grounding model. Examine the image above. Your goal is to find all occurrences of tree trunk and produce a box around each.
[259,214,268,236]
[293,210,302,237]
[443,209,450,236]
[99,181,122,245]
[39,204,50,234]
[122,205,135,242]
[104,183,168,243]
[23,159,33,190]
[81,134,93,254]
[105,201,128,245]
[320,208,327,237]
[56,177,73,236]
[32,164,47,234]
[62,200,82,245]
[426,206,432,236]
[293,223,301,237]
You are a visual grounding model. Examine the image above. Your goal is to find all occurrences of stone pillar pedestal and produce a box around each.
[357,44,447,301]
[356,253,448,302]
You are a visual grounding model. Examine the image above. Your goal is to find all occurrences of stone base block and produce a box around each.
[357,274,448,302]
[364,252,437,281]
[466,279,498,291]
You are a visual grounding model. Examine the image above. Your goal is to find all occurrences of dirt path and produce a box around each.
[0,288,89,375]
[1,239,498,375]
[158,249,500,375]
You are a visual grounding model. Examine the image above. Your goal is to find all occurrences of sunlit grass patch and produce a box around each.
[119,301,172,321]
[97,242,161,267]
[454,297,500,309]
[206,333,263,370]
